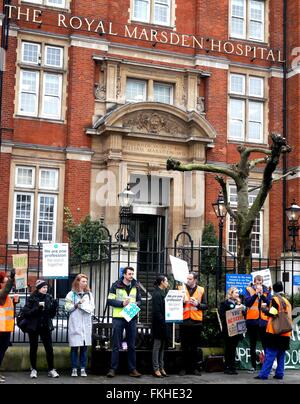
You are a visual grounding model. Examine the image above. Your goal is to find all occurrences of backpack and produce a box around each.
[272,295,293,335]
[16,308,29,333]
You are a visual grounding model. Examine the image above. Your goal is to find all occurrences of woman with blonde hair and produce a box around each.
[65,274,95,377]
[220,287,246,375]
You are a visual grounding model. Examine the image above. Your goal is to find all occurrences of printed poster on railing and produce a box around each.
[43,243,69,279]
[12,254,28,290]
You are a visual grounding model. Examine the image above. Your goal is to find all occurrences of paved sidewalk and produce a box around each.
[1,370,299,384]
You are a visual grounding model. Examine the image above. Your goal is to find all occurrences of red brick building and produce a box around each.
[0,0,299,262]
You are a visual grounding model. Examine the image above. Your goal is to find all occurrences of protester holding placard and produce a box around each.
[178,272,207,376]
[255,282,292,381]
[151,275,170,378]
[65,274,95,377]
[106,266,142,378]
[0,270,15,384]
[22,280,59,379]
[220,287,246,375]
[244,274,272,372]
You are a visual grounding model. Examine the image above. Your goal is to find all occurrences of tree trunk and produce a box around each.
[237,236,252,274]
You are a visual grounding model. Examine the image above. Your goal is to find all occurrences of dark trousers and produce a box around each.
[0,332,11,367]
[28,329,54,371]
[111,318,137,372]
[180,323,202,372]
[224,335,240,371]
[247,324,267,369]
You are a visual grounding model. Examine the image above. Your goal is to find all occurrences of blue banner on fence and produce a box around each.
[293,275,300,286]
[226,274,253,295]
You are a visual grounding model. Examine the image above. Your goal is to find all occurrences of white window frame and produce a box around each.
[153,82,173,104]
[45,45,63,68]
[229,73,264,143]
[132,0,171,26]
[15,166,35,189]
[41,73,63,119]
[36,193,57,243]
[22,0,66,8]
[230,0,265,42]
[19,70,40,117]
[21,42,41,65]
[39,168,59,191]
[126,78,147,102]
[13,192,34,243]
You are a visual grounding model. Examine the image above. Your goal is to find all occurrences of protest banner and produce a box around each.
[43,243,69,279]
[226,307,247,337]
[165,290,183,323]
[169,255,189,283]
[12,254,28,290]
[226,274,252,295]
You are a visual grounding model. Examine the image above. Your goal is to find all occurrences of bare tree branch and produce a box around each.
[167,159,239,182]
[215,176,237,220]
[248,157,269,170]
[248,170,296,193]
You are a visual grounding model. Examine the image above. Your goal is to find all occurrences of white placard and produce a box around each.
[169,255,189,283]
[251,269,272,288]
[43,243,69,279]
[165,290,184,323]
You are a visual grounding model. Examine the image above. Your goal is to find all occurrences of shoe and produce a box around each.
[160,369,169,377]
[254,375,267,380]
[248,367,256,374]
[48,369,59,378]
[30,369,38,379]
[193,369,202,376]
[71,368,78,377]
[106,369,116,378]
[273,375,283,380]
[80,368,87,377]
[129,369,142,377]
[178,369,186,376]
[0,374,5,380]
[153,370,163,378]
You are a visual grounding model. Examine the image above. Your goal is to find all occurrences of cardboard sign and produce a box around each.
[226,307,247,337]
[120,303,140,322]
[43,243,69,279]
[165,290,184,323]
[251,269,272,288]
[12,254,28,290]
[169,255,189,283]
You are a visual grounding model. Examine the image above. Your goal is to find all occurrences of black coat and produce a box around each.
[151,287,169,340]
[22,291,58,333]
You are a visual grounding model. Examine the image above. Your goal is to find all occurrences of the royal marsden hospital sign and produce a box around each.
[5,5,284,63]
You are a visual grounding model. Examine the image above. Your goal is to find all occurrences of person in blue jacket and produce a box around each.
[244,275,272,372]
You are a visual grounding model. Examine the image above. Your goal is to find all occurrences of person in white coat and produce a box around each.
[65,274,95,377]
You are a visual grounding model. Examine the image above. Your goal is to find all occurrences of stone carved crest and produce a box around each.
[123,112,185,136]
[95,84,106,101]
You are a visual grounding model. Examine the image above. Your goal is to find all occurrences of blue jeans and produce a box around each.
[71,346,88,369]
[111,318,137,372]
[258,347,286,379]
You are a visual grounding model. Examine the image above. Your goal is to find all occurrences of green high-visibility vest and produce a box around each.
[108,287,138,318]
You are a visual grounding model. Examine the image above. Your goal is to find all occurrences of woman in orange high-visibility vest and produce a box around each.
[255,281,292,381]
[244,274,272,372]
[0,270,16,383]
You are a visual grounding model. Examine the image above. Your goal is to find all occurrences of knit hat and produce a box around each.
[273,281,284,293]
[36,279,48,290]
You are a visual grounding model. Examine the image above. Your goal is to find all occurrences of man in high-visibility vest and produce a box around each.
[106,266,142,378]
[255,281,292,380]
[178,272,207,376]
[0,270,16,383]
[244,274,272,372]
